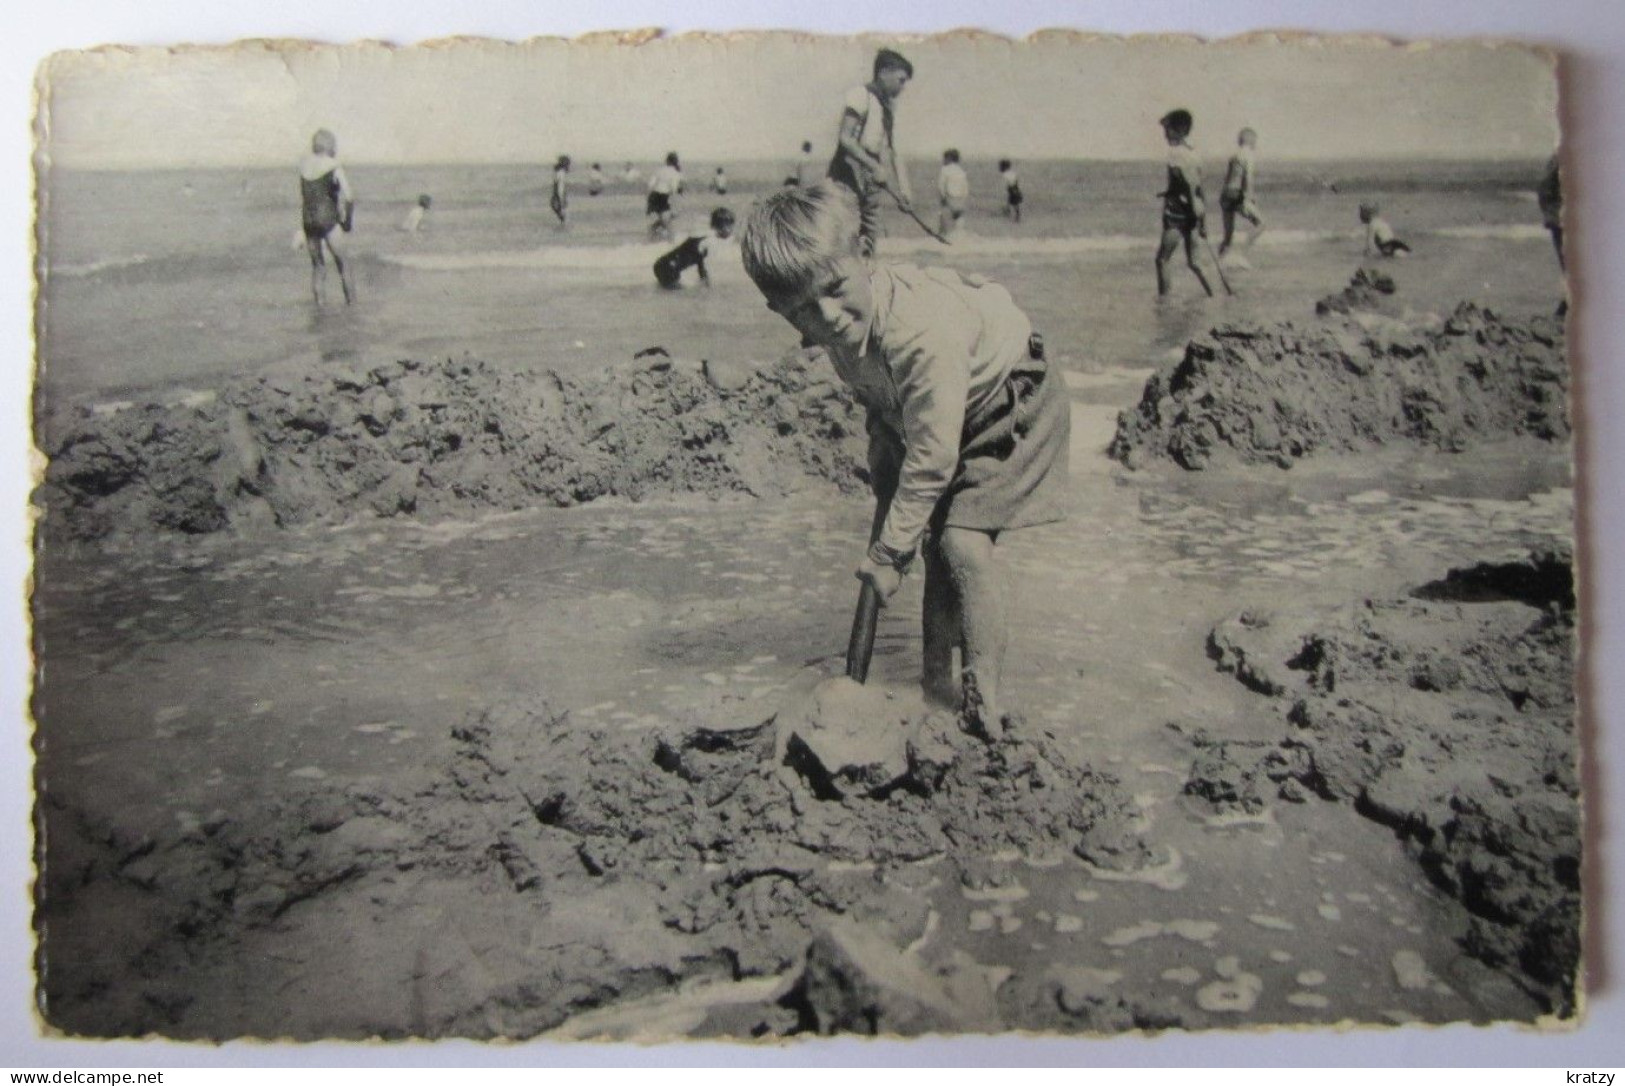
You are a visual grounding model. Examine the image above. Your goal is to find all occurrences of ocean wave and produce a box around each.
[47,253,154,278]
[1434,224,1550,240]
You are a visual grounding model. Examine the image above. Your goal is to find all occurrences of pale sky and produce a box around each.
[36,33,1559,168]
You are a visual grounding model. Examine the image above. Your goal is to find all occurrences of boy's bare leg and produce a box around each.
[305,236,328,307]
[1182,230,1215,296]
[939,526,1007,740]
[1218,207,1237,255]
[326,234,356,305]
[1154,226,1180,295]
[920,534,960,708]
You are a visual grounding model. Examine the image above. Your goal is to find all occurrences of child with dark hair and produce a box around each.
[999,158,1023,223]
[647,152,684,241]
[937,148,970,239]
[826,48,915,242]
[1153,109,1215,297]
[550,155,571,225]
[653,207,735,288]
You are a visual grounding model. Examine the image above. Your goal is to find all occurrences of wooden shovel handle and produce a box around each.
[845,581,881,684]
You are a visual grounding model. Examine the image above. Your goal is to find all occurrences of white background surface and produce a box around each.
[4,0,1621,1068]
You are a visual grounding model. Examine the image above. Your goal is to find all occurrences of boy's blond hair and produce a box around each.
[740,182,864,299]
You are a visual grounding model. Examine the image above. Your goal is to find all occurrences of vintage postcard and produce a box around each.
[30,32,1574,1041]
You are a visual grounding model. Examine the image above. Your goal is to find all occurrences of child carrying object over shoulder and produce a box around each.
[654,207,735,289]
[936,149,970,239]
[740,183,1071,739]
[1360,200,1411,258]
[299,128,357,307]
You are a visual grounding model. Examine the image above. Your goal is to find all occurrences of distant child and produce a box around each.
[653,207,735,289]
[399,194,431,234]
[299,128,356,307]
[827,48,915,243]
[1538,153,1563,269]
[787,140,816,187]
[1154,110,1215,297]
[623,162,641,185]
[1360,201,1411,258]
[740,183,1071,739]
[1538,153,1566,316]
[713,167,729,195]
[999,158,1023,223]
[647,152,684,241]
[550,156,571,225]
[1217,127,1266,256]
[937,149,970,238]
[588,163,605,196]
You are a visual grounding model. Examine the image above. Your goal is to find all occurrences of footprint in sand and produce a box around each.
[1288,992,1330,1010]
[1391,949,1432,991]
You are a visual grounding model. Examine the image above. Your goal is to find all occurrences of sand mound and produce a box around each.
[1109,303,1568,470]
[39,348,868,541]
[1196,545,1578,1014]
[1313,267,1401,317]
[39,687,1151,1038]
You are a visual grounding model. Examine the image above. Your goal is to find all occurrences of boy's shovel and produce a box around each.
[878,183,951,245]
[1200,230,1235,296]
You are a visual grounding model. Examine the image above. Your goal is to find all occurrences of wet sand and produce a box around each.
[31,366,1573,1036]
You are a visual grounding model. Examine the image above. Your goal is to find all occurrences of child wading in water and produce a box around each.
[550,156,571,225]
[1154,110,1215,298]
[1217,127,1266,257]
[741,183,1071,738]
[1360,201,1411,257]
[299,128,357,307]
[999,158,1023,223]
[400,194,431,234]
[653,207,735,288]
[827,48,915,244]
[647,152,684,241]
[936,148,970,239]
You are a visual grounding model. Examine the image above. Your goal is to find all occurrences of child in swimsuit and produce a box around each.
[741,183,1071,738]
[550,156,571,225]
[1153,110,1215,297]
[653,207,735,289]
[299,128,356,307]
[647,152,684,242]
[999,159,1023,223]
[1218,128,1266,257]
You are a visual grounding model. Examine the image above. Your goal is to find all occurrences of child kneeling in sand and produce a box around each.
[654,207,735,288]
[740,183,1071,739]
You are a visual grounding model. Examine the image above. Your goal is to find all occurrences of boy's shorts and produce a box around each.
[1221,192,1262,222]
[646,191,672,216]
[868,340,1071,538]
[827,154,883,241]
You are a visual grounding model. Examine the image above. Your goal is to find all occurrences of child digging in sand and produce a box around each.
[1360,200,1411,258]
[653,207,735,289]
[299,128,357,307]
[1154,110,1216,298]
[827,48,915,244]
[740,183,1071,739]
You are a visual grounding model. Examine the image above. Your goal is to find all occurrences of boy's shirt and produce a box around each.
[1001,167,1019,189]
[1369,217,1397,248]
[830,262,1032,556]
[649,165,681,194]
[938,163,970,204]
[840,84,893,159]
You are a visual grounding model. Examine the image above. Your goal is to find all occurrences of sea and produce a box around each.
[36,156,1562,428]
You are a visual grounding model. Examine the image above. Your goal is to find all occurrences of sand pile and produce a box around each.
[1313,267,1401,317]
[1193,546,1578,1015]
[1109,304,1569,470]
[39,686,1151,1038]
[39,347,868,541]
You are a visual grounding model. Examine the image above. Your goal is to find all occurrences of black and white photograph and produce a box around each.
[27,28,1584,1044]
